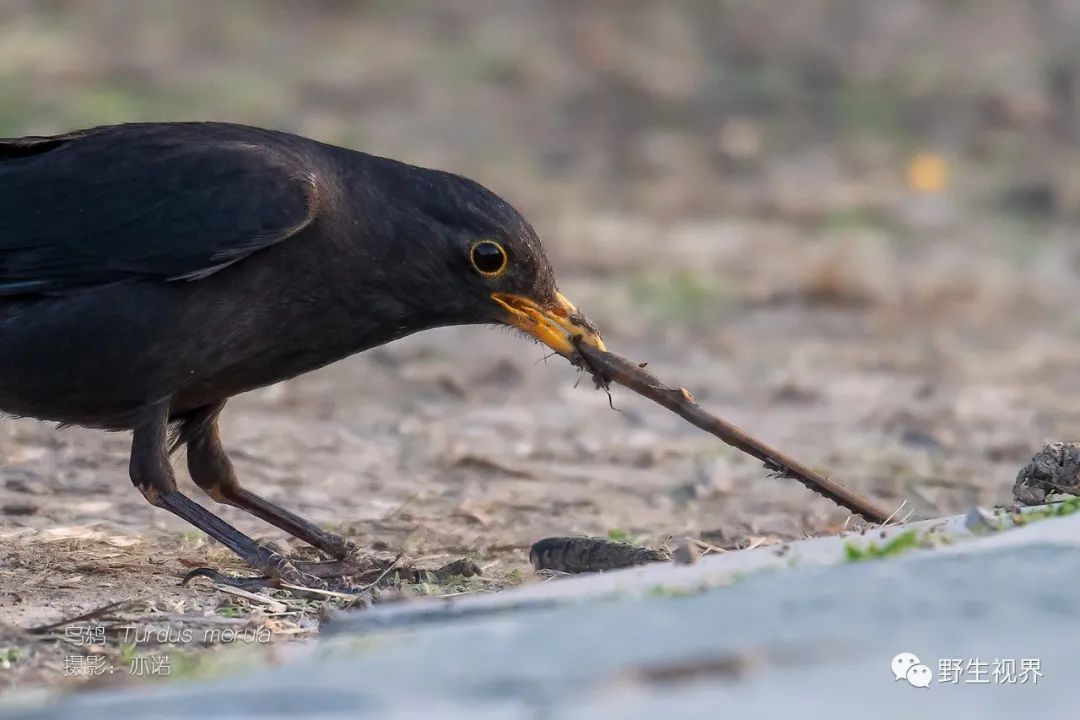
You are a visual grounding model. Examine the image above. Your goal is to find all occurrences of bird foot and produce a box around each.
[293,551,397,580]
[325,538,364,562]
[263,551,330,588]
[182,549,350,593]
[181,549,398,599]
[182,565,369,600]
[181,548,464,600]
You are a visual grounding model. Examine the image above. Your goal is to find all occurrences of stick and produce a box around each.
[25,599,136,634]
[572,343,893,524]
[211,584,288,613]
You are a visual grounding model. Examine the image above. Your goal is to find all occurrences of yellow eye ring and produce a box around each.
[470,240,508,277]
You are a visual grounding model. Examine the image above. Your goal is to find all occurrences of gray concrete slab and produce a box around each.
[5,507,1077,719]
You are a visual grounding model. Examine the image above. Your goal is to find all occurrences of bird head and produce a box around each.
[374,162,605,358]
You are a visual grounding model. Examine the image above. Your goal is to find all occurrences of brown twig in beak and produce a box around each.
[572,342,894,525]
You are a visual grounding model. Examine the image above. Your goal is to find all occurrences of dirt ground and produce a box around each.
[5,211,1080,691]
[5,0,1080,699]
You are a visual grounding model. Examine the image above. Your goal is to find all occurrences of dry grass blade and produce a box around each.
[877,499,909,527]
[25,599,136,634]
[277,583,361,602]
[572,343,893,524]
[211,584,288,613]
[356,553,404,593]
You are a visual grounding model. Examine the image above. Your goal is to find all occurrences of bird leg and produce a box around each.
[130,400,329,589]
[181,403,364,565]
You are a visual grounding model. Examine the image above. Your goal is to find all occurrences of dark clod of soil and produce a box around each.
[530,537,672,573]
[432,558,483,581]
[1014,441,1080,505]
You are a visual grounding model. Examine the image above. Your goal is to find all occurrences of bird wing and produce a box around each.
[0,127,318,296]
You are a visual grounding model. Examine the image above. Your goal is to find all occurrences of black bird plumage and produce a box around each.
[0,122,603,585]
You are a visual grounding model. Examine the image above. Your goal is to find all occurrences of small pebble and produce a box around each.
[1,501,38,516]
[672,537,700,565]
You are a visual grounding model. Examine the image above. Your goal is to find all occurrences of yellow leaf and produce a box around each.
[906,152,948,193]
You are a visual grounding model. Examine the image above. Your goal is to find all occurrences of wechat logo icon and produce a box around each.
[892,652,932,688]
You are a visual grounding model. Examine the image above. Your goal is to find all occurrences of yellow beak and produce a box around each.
[491,291,606,357]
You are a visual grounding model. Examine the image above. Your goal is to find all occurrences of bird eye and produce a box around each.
[470,240,508,277]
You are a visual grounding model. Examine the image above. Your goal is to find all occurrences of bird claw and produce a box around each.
[181,567,278,593]
[293,552,396,580]
[181,548,396,598]
[182,565,369,598]
[180,541,412,602]
[329,538,364,561]
[182,550,336,594]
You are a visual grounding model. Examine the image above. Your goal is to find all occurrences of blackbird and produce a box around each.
[0,122,605,586]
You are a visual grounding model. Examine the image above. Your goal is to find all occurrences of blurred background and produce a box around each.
[5,0,1080,637]
[6,0,1080,223]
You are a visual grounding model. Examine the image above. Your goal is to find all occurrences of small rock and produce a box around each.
[1,501,38,516]
[3,476,37,493]
[434,558,482,580]
[769,379,820,404]
[672,537,700,565]
[900,428,943,452]
[963,506,999,534]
